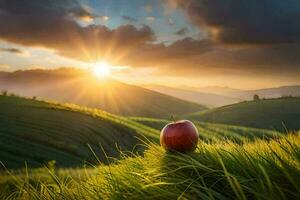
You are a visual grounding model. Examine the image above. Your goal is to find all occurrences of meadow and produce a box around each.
[1,133,299,199]
[187,97,300,132]
[0,95,159,169]
[0,95,299,199]
[0,95,280,169]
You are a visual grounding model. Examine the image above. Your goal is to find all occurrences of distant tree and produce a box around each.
[253,94,260,101]
[32,96,37,100]
[1,90,7,96]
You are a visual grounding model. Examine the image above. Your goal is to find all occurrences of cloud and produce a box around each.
[97,15,109,22]
[0,47,23,54]
[0,0,154,62]
[0,0,92,20]
[121,38,214,68]
[0,47,30,57]
[0,64,11,70]
[167,18,175,25]
[170,0,300,44]
[122,15,138,23]
[175,27,188,36]
[146,16,156,21]
[117,36,300,78]
[78,15,94,23]
[0,0,300,80]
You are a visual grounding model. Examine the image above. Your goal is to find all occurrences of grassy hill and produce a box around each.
[225,85,300,100]
[191,85,300,100]
[0,68,206,118]
[0,95,160,169]
[131,117,280,143]
[187,97,300,132]
[0,95,281,170]
[1,132,299,199]
[0,95,299,199]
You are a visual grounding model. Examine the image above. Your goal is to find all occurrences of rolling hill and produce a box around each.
[225,85,300,100]
[131,117,280,143]
[0,95,281,170]
[1,129,299,199]
[187,86,243,95]
[0,68,205,118]
[0,95,160,169]
[187,97,300,132]
[1,95,298,199]
[144,85,241,107]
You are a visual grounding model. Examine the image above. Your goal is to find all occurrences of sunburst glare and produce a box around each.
[92,61,111,78]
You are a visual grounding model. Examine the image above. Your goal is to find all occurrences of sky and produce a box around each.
[0,0,300,89]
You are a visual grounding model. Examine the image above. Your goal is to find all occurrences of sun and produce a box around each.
[92,61,111,78]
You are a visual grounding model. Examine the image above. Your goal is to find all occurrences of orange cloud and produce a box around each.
[0,0,300,80]
[0,64,11,71]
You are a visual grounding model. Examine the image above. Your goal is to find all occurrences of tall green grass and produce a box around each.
[1,132,300,199]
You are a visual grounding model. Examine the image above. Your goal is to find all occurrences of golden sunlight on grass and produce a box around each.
[92,61,111,78]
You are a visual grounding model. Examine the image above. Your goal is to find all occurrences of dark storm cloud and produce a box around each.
[0,0,213,67]
[125,41,300,77]
[173,0,300,44]
[122,38,214,67]
[0,0,92,19]
[0,0,300,79]
[0,0,155,61]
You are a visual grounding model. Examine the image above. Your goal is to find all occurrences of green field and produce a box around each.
[1,132,299,199]
[187,97,300,132]
[0,95,299,199]
[0,95,281,169]
[131,117,281,143]
[0,95,160,169]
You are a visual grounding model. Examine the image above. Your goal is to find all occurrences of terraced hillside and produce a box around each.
[187,97,300,132]
[0,95,159,169]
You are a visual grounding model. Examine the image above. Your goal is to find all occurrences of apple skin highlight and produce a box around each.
[160,120,199,152]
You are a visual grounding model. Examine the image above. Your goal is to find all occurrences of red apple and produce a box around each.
[160,120,199,152]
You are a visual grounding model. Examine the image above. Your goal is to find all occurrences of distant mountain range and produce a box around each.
[187,86,243,95]
[225,85,300,100]
[1,69,299,111]
[145,85,300,107]
[144,85,241,108]
[0,68,205,118]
